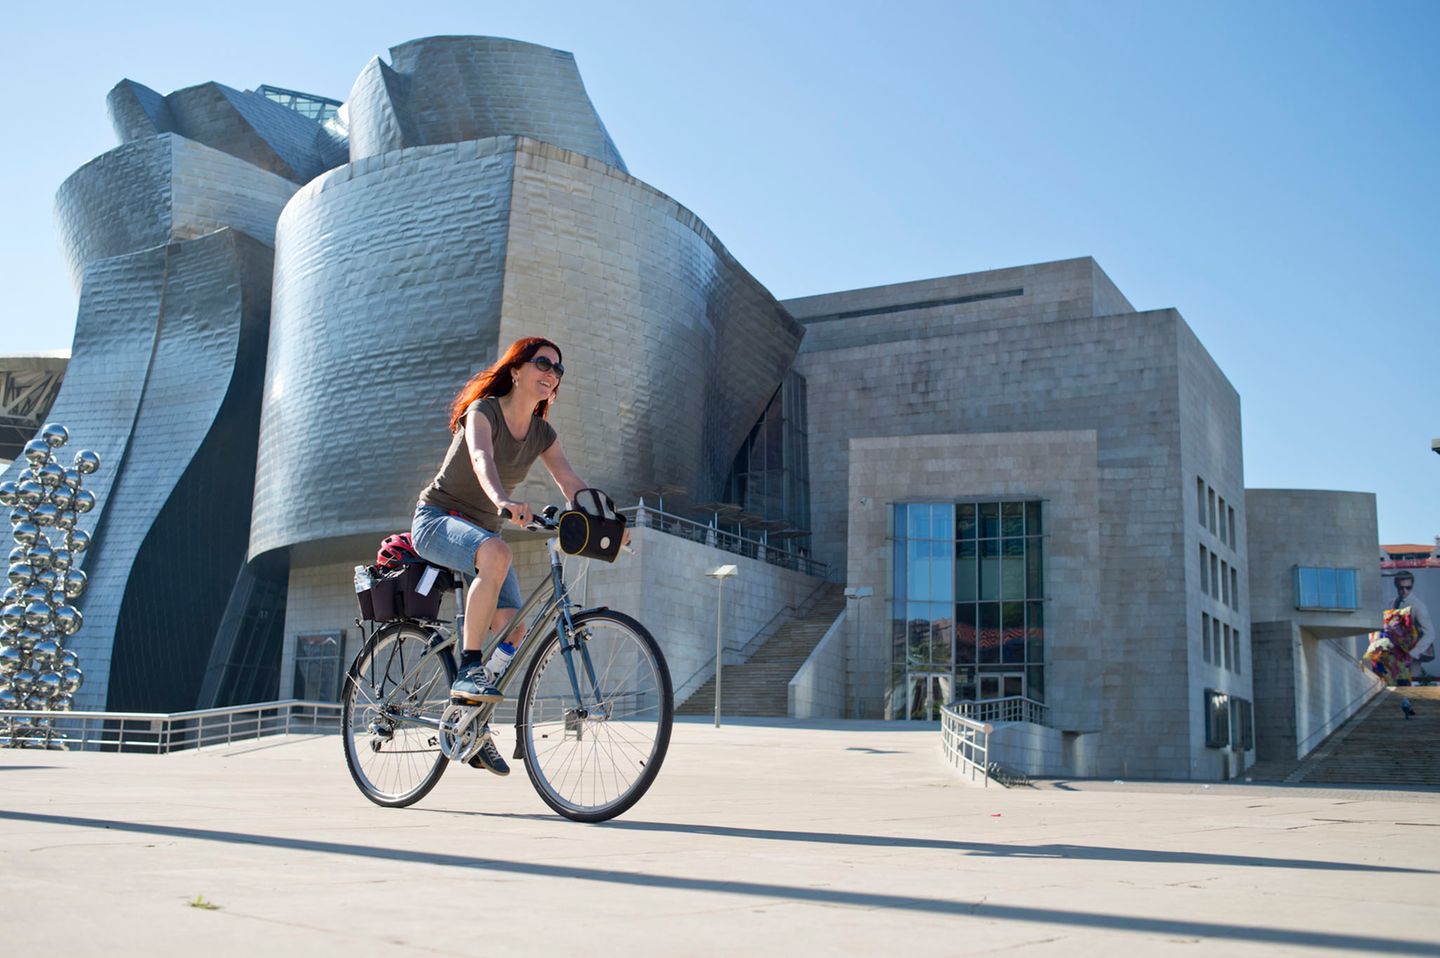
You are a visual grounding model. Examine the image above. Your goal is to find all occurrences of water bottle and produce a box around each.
[353,565,372,594]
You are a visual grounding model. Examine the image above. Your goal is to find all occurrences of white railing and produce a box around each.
[0,699,342,753]
[619,505,830,579]
[951,695,1049,727]
[940,703,992,785]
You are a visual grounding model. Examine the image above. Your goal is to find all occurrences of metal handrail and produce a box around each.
[950,695,1050,727]
[0,699,342,753]
[939,703,992,785]
[672,579,838,701]
[619,505,830,579]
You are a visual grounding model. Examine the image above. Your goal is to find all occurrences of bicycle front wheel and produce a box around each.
[517,610,673,822]
[342,621,456,808]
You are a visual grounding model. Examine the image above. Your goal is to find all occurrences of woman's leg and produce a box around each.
[462,536,512,653]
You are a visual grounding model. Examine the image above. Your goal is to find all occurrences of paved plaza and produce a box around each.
[1,717,1437,956]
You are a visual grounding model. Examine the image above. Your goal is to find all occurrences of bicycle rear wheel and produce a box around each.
[517,610,673,822]
[342,621,456,808]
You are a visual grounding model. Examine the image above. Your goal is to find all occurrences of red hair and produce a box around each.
[448,337,563,433]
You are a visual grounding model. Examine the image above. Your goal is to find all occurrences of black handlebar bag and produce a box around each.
[558,488,627,563]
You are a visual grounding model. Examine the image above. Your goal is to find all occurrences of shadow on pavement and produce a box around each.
[1,808,1436,955]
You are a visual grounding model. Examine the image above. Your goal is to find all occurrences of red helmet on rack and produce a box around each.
[376,532,419,569]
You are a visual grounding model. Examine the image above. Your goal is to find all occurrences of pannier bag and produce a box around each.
[558,488,627,563]
[356,548,455,621]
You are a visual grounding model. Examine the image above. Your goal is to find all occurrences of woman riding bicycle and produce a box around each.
[411,336,612,776]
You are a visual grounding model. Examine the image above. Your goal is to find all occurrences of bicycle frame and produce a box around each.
[366,533,608,749]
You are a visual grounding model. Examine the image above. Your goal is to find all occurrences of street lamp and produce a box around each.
[843,586,873,718]
[707,564,738,728]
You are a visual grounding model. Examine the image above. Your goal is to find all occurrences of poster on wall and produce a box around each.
[1382,567,1438,682]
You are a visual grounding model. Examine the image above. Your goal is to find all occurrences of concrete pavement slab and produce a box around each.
[1,717,1437,956]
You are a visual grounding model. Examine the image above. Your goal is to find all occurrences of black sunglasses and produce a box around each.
[525,356,565,378]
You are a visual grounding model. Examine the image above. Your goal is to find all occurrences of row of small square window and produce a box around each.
[1196,477,1237,549]
[1199,545,1240,611]
[1202,612,1242,674]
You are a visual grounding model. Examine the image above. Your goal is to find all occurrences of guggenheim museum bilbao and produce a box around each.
[7,35,1387,780]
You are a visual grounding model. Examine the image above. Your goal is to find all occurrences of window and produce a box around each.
[1202,612,1212,663]
[1221,560,1230,606]
[1197,478,1206,526]
[1294,567,1360,611]
[1230,697,1254,750]
[1233,628,1243,675]
[1227,506,1236,548]
[1229,567,1239,611]
[1213,617,1224,669]
[892,500,1045,719]
[1204,688,1230,748]
[1208,488,1217,534]
[1210,553,1220,600]
[1200,545,1209,594]
[293,631,344,701]
[1218,496,1227,545]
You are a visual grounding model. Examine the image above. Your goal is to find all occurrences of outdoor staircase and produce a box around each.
[677,585,847,717]
[1280,686,1440,787]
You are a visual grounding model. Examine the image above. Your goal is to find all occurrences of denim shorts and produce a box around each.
[411,503,522,610]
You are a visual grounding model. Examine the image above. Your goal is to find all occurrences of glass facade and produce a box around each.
[722,370,811,539]
[256,84,342,122]
[891,500,1045,719]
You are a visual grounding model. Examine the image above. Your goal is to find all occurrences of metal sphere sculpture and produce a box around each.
[0,423,99,748]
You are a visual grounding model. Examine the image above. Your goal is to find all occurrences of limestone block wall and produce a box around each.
[796,258,1241,777]
[1246,489,1383,631]
[789,609,848,718]
[1293,629,1384,756]
[1175,318,1252,774]
[847,431,1104,734]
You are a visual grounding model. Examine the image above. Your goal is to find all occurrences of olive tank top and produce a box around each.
[418,396,557,531]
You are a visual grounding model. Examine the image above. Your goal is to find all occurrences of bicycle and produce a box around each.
[341,507,674,822]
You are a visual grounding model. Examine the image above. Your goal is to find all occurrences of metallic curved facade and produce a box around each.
[107,79,348,183]
[33,34,801,713]
[55,134,298,291]
[250,135,800,558]
[346,36,627,171]
[19,71,346,709]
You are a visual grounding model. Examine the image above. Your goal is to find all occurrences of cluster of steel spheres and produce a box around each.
[0,423,98,743]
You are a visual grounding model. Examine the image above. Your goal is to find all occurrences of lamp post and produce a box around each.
[707,564,738,728]
[843,586,873,718]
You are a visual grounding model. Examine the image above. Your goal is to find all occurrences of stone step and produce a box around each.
[678,584,847,716]
[1287,686,1440,786]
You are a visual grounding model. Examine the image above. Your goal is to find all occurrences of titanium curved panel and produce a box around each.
[249,137,801,558]
[344,57,415,160]
[248,140,518,558]
[107,79,174,142]
[499,140,801,509]
[54,134,297,291]
[348,36,627,172]
[73,230,270,709]
[165,82,346,184]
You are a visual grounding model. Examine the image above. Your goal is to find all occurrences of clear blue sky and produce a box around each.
[2,1,1435,543]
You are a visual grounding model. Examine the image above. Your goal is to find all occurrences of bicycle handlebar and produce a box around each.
[497,505,560,531]
[498,505,633,553]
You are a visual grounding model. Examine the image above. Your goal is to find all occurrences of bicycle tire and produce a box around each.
[342,621,456,808]
[516,609,673,822]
